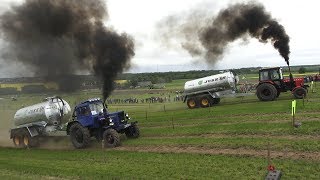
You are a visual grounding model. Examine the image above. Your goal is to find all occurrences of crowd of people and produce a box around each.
[105,95,184,104]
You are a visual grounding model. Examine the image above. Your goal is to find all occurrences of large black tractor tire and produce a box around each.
[212,98,221,105]
[103,129,121,148]
[293,87,307,99]
[199,96,212,108]
[187,98,199,109]
[12,130,23,148]
[21,129,39,148]
[125,124,140,138]
[69,123,90,149]
[256,83,277,101]
[276,90,281,98]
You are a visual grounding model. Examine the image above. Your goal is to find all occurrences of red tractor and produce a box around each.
[256,67,308,101]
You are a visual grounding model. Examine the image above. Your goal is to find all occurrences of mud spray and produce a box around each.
[157,1,290,65]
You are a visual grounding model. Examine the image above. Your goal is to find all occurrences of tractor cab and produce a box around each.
[258,67,291,91]
[259,67,283,82]
[72,98,108,128]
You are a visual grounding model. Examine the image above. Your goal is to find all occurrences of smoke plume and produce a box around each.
[0,0,134,99]
[158,1,290,65]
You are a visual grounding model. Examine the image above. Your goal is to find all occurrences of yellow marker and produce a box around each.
[292,100,296,116]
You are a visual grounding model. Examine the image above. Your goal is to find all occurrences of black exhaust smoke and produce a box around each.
[0,0,134,99]
[158,1,290,66]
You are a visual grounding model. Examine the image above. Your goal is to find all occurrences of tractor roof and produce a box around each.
[259,67,282,71]
[78,98,103,106]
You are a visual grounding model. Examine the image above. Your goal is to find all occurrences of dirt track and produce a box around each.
[115,145,320,161]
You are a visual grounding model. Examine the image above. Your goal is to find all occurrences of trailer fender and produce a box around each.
[10,126,39,139]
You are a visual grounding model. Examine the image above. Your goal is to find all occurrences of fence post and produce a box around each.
[171,116,175,129]
[145,111,148,121]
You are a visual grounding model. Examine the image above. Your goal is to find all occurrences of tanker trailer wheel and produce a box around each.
[125,124,140,138]
[21,129,39,148]
[69,123,90,149]
[256,83,277,101]
[212,98,221,105]
[12,131,23,148]
[103,129,120,148]
[187,98,199,109]
[200,96,212,108]
[293,87,307,99]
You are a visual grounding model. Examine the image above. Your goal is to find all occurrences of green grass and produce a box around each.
[124,136,320,152]
[0,148,320,179]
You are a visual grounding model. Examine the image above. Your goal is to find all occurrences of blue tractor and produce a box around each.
[66,98,140,149]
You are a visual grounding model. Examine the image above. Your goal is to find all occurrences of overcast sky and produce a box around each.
[1,0,319,76]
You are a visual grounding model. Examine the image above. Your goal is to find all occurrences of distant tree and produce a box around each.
[298,67,307,74]
[129,78,138,87]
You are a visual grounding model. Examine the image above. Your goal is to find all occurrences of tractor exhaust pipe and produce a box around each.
[286,58,295,87]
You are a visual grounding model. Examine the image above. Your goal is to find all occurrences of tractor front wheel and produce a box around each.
[256,83,277,101]
[103,129,120,148]
[293,87,307,99]
[125,124,140,138]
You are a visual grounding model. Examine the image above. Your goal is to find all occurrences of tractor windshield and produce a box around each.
[89,102,104,115]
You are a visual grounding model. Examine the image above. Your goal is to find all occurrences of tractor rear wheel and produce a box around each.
[125,124,140,138]
[103,129,120,148]
[200,96,212,108]
[187,98,198,109]
[256,83,277,101]
[293,87,307,99]
[70,123,90,149]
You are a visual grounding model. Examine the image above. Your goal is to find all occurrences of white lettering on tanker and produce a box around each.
[27,106,45,114]
[204,76,226,83]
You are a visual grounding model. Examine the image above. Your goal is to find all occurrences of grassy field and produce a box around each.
[0,80,320,179]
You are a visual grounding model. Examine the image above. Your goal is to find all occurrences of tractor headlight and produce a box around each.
[125,113,131,120]
[109,118,114,126]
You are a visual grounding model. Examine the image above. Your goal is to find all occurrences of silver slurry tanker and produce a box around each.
[183,71,239,109]
[10,96,71,147]
[14,97,71,126]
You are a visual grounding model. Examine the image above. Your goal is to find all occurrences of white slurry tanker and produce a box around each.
[10,96,71,147]
[183,71,239,108]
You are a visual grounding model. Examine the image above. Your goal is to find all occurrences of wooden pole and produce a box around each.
[292,107,295,128]
[171,116,175,129]
[267,142,271,167]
